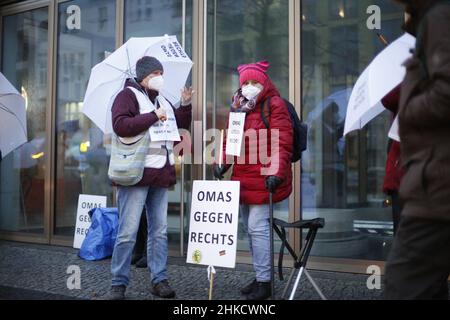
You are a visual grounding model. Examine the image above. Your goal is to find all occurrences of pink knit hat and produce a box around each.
[237,60,270,87]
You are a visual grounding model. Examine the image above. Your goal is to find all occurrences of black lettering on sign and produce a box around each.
[77,228,88,236]
[232,121,241,125]
[81,202,103,210]
[197,191,233,203]
[79,214,91,223]
[193,211,233,224]
[161,45,171,57]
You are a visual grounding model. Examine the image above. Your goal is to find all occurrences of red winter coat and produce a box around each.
[222,79,293,205]
[382,85,404,194]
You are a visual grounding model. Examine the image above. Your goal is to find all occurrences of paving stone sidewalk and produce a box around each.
[0,240,384,300]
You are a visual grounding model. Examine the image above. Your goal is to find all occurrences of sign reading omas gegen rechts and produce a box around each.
[73,194,107,249]
[186,181,240,268]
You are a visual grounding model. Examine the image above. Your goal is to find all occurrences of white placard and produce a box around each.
[186,180,240,268]
[149,97,181,142]
[73,194,107,249]
[388,116,400,142]
[225,112,246,157]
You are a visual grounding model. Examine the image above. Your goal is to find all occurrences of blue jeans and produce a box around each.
[111,185,168,286]
[240,204,271,282]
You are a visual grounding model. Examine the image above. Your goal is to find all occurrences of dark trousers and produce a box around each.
[391,192,402,235]
[385,216,450,300]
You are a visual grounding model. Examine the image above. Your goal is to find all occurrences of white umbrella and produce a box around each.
[0,72,27,159]
[82,35,193,134]
[344,33,415,136]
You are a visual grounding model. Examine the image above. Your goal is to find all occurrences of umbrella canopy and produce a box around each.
[82,35,193,134]
[0,72,27,159]
[344,33,415,136]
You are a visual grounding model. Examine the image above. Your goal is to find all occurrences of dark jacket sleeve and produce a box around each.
[112,88,159,137]
[174,104,192,130]
[402,8,450,127]
[268,97,293,181]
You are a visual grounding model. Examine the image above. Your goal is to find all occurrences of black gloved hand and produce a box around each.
[213,164,228,180]
[265,176,283,193]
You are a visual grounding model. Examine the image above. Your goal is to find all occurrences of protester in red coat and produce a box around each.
[214,61,293,300]
[381,84,404,234]
[215,62,293,204]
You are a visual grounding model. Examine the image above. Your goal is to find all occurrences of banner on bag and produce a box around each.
[73,194,107,249]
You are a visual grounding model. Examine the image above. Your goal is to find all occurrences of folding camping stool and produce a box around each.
[273,217,326,300]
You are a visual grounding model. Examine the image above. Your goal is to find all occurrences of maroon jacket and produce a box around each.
[111,79,192,187]
[381,85,405,194]
[222,79,293,205]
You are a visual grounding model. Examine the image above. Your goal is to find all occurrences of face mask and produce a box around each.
[147,75,164,91]
[241,84,262,100]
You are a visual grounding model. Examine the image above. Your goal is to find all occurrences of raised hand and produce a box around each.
[181,86,194,105]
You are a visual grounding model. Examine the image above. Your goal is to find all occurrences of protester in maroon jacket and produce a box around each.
[381,85,404,234]
[214,61,293,300]
[108,56,192,300]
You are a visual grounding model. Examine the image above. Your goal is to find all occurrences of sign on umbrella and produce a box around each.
[344,33,415,136]
[82,35,193,134]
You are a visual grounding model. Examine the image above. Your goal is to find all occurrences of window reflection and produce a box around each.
[125,0,193,252]
[301,0,403,260]
[0,8,48,234]
[54,0,116,236]
[206,0,290,252]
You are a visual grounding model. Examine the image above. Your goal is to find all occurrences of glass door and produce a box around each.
[0,6,49,237]
[300,0,404,261]
[54,0,116,237]
[124,0,194,255]
[205,0,291,254]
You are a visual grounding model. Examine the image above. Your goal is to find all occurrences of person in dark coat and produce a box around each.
[381,85,405,235]
[385,0,450,300]
[108,56,193,300]
[214,61,293,300]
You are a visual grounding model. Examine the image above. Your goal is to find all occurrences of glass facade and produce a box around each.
[301,0,403,260]
[205,0,290,252]
[124,0,194,251]
[0,0,405,271]
[55,0,116,236]
[0,7,49,234]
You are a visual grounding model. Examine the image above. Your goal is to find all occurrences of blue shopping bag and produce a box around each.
[79,207,119,261]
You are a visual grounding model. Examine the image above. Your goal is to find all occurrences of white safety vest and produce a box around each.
[118,87,176,169]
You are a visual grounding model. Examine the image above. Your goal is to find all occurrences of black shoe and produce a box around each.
[240,278,258,295]
[107,285,126,300]
[135,255,147,268]
[150,280,176,299]
[246,282,271,300]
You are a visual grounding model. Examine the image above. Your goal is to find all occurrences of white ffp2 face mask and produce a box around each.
[148,75,164,91]
[241,84,262,100]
